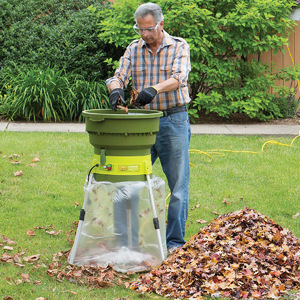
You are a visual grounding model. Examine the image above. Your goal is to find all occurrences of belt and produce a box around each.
[162,105,187,117]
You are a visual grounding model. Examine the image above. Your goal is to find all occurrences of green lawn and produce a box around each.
[0,132,299,299]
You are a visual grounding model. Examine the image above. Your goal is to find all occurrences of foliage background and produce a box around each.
[0,0,123,80]
[0,0,123,121]
[98,0,300,121]
[0,0,299,121]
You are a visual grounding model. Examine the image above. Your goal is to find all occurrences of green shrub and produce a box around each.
[0,0,119,121]
[0,0,122,81]
[96,0,299,121]
[272,65,300,118]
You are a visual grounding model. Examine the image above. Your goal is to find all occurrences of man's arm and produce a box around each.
[152,78,180,94]
[152,39,190,94]
[135,78,180,107]
[107,80,123,93]
[106,43,135,93]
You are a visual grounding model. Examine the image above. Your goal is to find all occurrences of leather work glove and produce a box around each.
[135,87,158,106]
[109,88,126,111]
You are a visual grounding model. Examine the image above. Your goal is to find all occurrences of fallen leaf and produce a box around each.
[14,170,24,177]
[27,230,35,236]
[23,254,40,262]
[2,235,16,245]
[21,273,30,283]
[33,226,46,230]
[46,230,62,236]
[15,263,25,268]
[16,279,23,285]
[197,219,208,224]
[9,160,21,164]
[211,211,221,216]
[13,254,22,264]
[3,246,14,251]
[222,199,229,205]
[292,212,300,219]
[251,291,261,298]
[1,253,13,263]
[27,163,37,167]
[32,157,40,162]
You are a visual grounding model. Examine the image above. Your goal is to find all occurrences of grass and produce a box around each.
[0,131,299,299]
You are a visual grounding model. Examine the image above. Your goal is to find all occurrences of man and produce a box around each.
[106,2,191,252]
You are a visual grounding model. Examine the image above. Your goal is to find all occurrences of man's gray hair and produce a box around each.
[134,3,164,24]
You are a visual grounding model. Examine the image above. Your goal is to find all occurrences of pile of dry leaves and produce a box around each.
[131,207,300,299]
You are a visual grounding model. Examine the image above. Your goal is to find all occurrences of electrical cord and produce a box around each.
[87,163,99,182]
[189,132,300,163]
[287,45,300,93]
[164,133,300,204]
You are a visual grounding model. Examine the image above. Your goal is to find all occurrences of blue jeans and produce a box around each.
[151,110,191,249]
[113,184,140,248]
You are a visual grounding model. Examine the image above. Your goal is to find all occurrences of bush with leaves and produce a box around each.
[96,0,299,121]
[0,0,119,121]
[0,0,123,81]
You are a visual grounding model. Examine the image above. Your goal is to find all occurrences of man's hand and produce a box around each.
[109,88,126,111]
[135,87,158,106]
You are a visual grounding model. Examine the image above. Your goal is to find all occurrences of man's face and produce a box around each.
[136,14,163,45]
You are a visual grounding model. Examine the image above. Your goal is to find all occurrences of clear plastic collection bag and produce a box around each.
[69,175,167,273]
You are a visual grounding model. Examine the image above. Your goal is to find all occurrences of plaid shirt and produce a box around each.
[106,31,191,110]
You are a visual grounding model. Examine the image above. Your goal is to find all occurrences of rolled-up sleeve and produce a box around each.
[171,40,191,87]
[105,46,132,89]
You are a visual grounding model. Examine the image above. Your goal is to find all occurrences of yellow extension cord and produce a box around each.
[187,44,300,165]
[286,45,300,93]
[189,132,300,164]
[164,133,300,201]
[166,45,300,200]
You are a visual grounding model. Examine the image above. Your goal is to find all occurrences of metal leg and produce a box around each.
[69,175,93,264]
[146,174,165,261]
